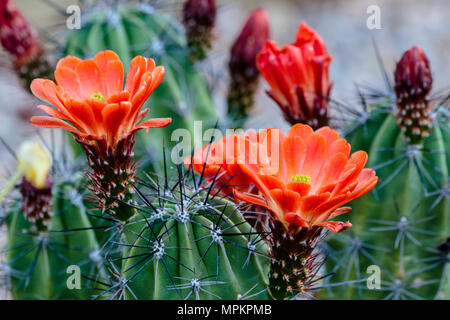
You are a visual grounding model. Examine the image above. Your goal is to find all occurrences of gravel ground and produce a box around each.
[0,0,449,299]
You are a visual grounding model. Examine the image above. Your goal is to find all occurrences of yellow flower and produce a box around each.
[17,141,52,189]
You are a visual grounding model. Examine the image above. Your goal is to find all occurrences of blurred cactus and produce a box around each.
[182,0,216,61]
[227,9,269,127]
[323,46,449,300]
[0,0,51,87]
[2,140,101,299]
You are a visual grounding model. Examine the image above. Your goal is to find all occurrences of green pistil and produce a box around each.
[91,92,105,102]
[291,174,311,184]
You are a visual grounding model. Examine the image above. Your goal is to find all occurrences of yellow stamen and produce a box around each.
[291,174,311,184]
[91,92,105,101]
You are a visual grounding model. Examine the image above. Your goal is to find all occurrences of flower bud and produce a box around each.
[227,9,270,126]
[0,0,41,65]
[229,9,269,83]
[17,141,52,190]
[394,46,433,144]
[182,0,216,61]
[257,22,332,129]
[395,46,432,105]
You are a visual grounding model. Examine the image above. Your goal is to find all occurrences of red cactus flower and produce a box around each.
[235,125,378,233]
[186,131,260,197]
[394,46,433,144]
[189,124,378,234]
[229,8,270,82]
[30,50,171,147]
[257,22,332,129]
[187,124,378,299]
[0,0,41,65]
[30,50,171,221]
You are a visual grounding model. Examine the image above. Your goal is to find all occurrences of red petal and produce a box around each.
[269,189,301,214]
[102,102,130,141]
[285,213,310,228]
[316,221,352,233]
[30,116,80,135]
[233,189,270,209]
[286,181,311,196]
[75,59,104,97]
[94,50,124,96]
[132,118,172,133]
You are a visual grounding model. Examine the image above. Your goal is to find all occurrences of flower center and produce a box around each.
[291,174,311,184]
[91,92,105,101]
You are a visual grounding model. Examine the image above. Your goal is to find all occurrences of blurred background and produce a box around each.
[0,0,449,299]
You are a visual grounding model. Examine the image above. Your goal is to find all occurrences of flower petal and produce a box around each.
[30,116,80,135]
[315,221,352,233]
[94,50,124,96]
[131,117,172,134]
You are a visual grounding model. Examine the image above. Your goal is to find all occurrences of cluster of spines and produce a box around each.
[85,157,269,300]
[76,134,137,221]
[267,220,325,300]
[19,177,53,232]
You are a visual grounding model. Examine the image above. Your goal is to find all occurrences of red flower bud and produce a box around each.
[257,22,332,129]
[394,46,432,105]
[182,0,216,60]
[0,0,41,65]
[394,46,433,144]
[229,8,270,82]
[183,0,216,29]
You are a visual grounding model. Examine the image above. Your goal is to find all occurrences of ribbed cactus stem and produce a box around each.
[76,134,136,221]
[268,220,322,300]
[19,177,53,232]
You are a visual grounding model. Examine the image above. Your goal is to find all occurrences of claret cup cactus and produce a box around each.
[0,0,447,302]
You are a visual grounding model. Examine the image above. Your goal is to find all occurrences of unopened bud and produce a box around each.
[182,0,216,61]
[17,141,52,189]
[229,9,270,83]
[0,0,41,65]
[395,46,432,105]
[394,46,433,144]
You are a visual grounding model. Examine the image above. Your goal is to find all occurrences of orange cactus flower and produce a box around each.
[186,131,260,197]
[29,50,171,221]
[256,22,332,129]
[189,124,378,234]
[234,124,378,233]
[30,50,171,147]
